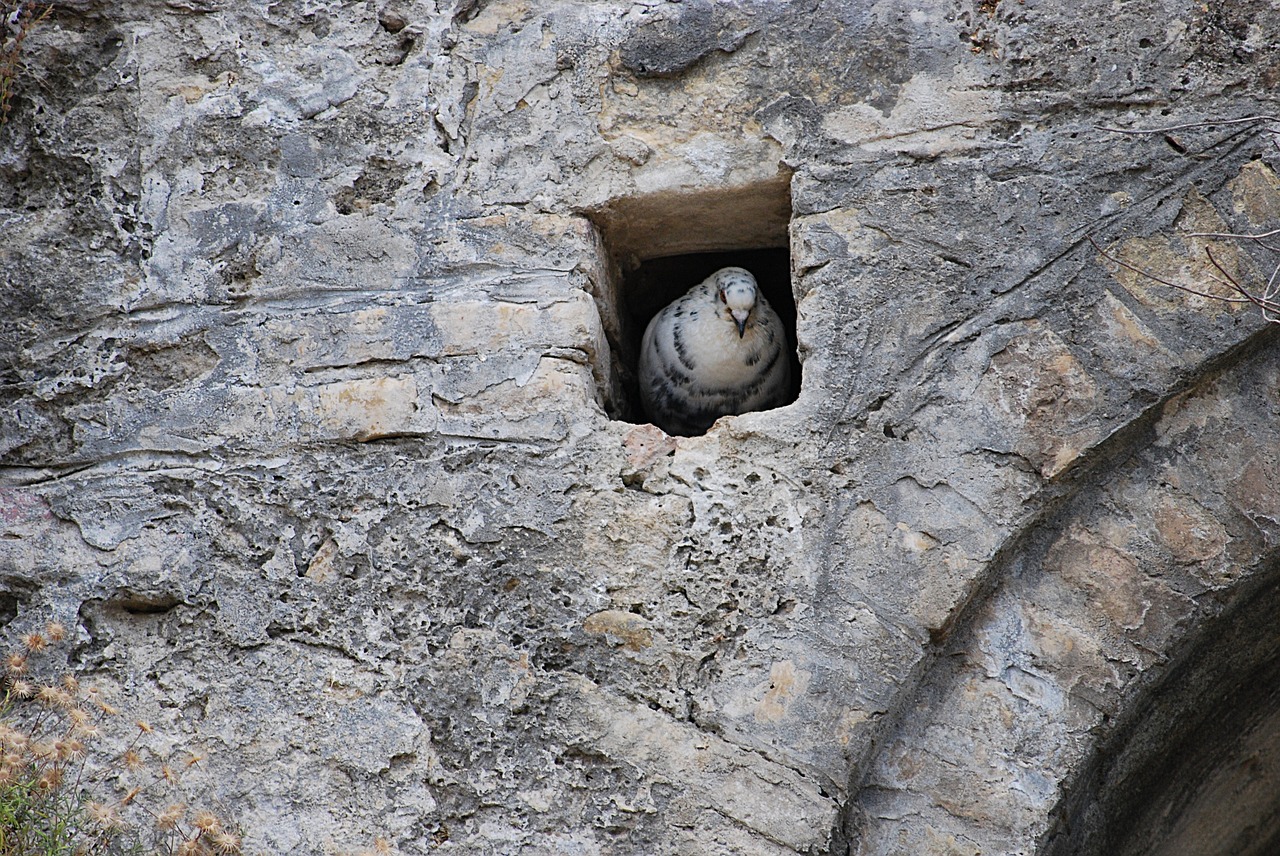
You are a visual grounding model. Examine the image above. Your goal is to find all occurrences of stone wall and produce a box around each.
[3,0,1280,853]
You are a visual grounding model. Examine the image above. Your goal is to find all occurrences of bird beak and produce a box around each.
[732,310,749,337]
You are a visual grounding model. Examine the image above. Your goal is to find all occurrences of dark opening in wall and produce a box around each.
[584,174,800,432]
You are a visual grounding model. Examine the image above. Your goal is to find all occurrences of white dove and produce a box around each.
[638,266,793,436]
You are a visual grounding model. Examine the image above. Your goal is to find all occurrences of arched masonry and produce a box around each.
[848,328,1280,854]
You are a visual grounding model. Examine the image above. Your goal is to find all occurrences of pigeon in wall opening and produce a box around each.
[638,266,792,436]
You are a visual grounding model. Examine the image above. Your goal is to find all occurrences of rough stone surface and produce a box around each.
[2,0,1280,854]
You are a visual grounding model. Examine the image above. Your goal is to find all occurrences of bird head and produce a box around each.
[715,268,759,338]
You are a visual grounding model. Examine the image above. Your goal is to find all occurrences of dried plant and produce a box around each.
[0,620,241,855]
[1091,230,1280,323]
[0,1,52,126]
[1092,115,1280,324]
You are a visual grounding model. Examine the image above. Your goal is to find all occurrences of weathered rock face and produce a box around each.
[3,0,1280,853]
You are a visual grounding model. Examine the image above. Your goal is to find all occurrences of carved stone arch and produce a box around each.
[844,328,1280,855]
[1046,563,1280,856]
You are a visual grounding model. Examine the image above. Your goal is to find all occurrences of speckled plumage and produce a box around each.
[638,267,792,436]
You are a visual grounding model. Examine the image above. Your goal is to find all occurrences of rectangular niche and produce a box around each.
[584,172,799,429]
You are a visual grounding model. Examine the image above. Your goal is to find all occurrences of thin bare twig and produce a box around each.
[1263,261,1280,307]
[1096,115,1280,135]
[0,1,53,126]
[1091,114,1280,324]
[1205,246,1280,322]
[1186,228,1280,240]
[1088,235,1254,305]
